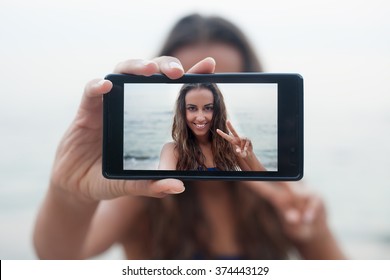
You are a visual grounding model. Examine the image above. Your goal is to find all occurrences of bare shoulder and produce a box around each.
[161,141,177,152]
[158,141,178,170]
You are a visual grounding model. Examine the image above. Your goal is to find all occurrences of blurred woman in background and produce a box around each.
[34,14,345,259]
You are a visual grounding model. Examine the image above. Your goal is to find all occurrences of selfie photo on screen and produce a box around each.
[123,82,278,171]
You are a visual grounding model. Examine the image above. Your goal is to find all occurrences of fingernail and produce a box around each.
[97,79,106,86]
[165,186,185,194]
[169,61,183,70]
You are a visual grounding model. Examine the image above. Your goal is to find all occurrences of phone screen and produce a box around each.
[123,83,278,171]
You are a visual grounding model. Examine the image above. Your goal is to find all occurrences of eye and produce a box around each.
[204,105,214,112]
[186,105,197,112]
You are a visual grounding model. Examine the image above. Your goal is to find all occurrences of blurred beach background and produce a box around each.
[0,0,389,259]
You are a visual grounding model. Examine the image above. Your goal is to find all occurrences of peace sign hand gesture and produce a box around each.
[217,120,253,158]
[217,120,265,171]
[243,181,345,259]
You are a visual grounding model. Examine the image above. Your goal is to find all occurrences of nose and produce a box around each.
[195,111,206,121]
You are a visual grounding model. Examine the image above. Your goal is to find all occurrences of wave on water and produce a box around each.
[123,155,159,170]
[124,154,158,161]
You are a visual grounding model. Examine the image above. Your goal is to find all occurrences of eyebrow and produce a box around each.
[186,103,214,108]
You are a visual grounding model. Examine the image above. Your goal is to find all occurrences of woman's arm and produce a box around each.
[34,186,99,259]
[34,188,145,259]
[33,57,215,259]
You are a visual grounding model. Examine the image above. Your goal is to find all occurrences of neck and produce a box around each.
[196,133,211,146]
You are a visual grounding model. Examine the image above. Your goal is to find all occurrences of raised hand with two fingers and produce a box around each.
[243,180,346,259]
[217,120,266,171]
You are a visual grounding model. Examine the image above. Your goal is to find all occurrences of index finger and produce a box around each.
[114,57,185,79]
[187,57,216,74]
[226,120,240,138]
[216,128,234,143]
[113,57,216,79]
[113,59,160,76]
[152,56,185,79]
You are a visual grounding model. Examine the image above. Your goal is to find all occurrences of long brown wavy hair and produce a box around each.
[134,14,293,259]
[172,83,240,171]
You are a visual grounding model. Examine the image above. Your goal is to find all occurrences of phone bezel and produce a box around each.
[103,73,303,181]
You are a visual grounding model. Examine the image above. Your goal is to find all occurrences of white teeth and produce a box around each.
[195,123,206,128]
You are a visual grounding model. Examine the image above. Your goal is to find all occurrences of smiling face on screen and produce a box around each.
[185,87,214,141]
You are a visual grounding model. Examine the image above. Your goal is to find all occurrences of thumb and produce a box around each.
[117,179,186,198]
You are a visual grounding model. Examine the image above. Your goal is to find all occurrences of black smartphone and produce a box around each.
[103,73,303,180]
